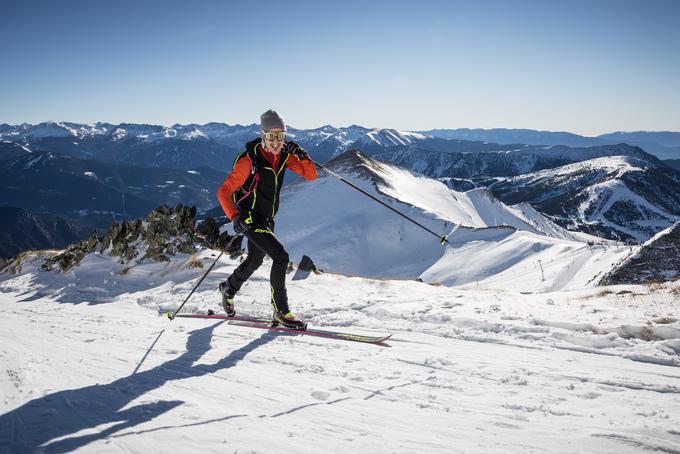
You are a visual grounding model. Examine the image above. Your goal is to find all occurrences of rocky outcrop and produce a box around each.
[599,222,680,285]
[299,255,319,273]
[41,204,237,272]
[197,217,243,252]
[42,231,99,272]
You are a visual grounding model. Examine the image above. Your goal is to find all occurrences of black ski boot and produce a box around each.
[272,310,307,331]
[218,280,236,317]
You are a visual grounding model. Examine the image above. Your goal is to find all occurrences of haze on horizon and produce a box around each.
[1,0,679,136]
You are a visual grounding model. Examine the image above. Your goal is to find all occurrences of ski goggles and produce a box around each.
[263,131,286,141]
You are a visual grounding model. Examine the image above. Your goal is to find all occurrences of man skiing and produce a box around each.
[216,110,318,329]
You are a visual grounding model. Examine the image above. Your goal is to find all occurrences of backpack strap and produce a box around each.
[232,145,261,207]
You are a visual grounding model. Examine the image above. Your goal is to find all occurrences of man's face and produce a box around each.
[263,128,285,154]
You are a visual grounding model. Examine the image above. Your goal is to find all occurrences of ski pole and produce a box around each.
[312,157,449,245]
[166,234,241,320]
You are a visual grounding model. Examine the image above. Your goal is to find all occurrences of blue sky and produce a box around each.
[1,0,679,135]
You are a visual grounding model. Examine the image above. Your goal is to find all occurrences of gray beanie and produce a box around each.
[260,109,286,132]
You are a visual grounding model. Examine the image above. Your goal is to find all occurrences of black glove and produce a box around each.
[231,213,249,235]
[285,141,310,161]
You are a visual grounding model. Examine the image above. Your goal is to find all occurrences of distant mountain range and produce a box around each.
[1,121,680,258]
[372,143,657,178]
[418,128,680,160]
[2,122,680,171]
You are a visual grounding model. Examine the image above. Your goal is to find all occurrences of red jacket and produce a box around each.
[217,141,318,219]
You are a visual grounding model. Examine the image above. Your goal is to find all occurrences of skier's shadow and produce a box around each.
[0,322,274,453]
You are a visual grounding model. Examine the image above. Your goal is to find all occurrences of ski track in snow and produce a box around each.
[1,251,680,453]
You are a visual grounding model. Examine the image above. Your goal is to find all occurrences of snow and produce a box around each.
[276,154,629,290]
[1,250,679,453]
[355,129,432,148]
[185,129,207,140]
[112,128,128,141]
[578,179,678,241]
[22,152,59,170]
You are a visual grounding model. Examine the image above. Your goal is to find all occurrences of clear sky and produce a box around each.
[1,0,679,135]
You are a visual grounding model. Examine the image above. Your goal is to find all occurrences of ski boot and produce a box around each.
[272,310,307,331]
[218,280,236,317]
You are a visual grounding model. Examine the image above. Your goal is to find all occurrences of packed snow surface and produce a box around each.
[1,251,679,453]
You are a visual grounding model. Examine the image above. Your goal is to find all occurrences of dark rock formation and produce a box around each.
[599,222,680,285]
[299,255,318,272]
[39,204,237,272]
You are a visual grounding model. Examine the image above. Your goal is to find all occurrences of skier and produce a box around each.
[216,110,318,329]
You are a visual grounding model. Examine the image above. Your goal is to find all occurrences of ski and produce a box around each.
[174,312,392,345]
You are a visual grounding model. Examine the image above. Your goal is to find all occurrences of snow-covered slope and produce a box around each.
[1,244,679,453]
[276,151,629,291]
[490,156,680,242]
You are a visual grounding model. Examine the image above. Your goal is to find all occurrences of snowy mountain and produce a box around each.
[366,144,679,241]
[284,124,372,164]
[0,122,253,171]
[4,121,675,172]
[489,156,680,242]
[0,121,259,144]
[0,122,454,171]
[0,122,553,172]
[275,151,629,292]
[372,143,656,178]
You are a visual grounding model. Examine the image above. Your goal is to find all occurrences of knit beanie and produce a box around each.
[260,109,286,132]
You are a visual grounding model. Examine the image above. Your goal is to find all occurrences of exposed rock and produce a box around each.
[599,222,680,285]
[299,255,318,272]
[42,230,99,271]
[40,204,239,272]
[142,204,198,261]
[222,234,243,255]
[197,217,220,246]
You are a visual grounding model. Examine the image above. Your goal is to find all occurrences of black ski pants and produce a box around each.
[227,221,290,313]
